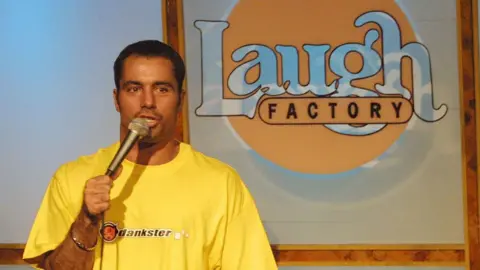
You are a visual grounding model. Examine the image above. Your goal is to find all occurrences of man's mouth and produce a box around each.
[137,115,159,127]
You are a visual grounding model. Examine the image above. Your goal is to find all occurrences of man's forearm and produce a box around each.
[41,211,100,270]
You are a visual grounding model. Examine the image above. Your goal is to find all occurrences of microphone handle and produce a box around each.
[99,129,141,270]
[105,130,141,176]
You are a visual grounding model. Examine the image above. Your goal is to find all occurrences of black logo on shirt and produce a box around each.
[100,221,189,243]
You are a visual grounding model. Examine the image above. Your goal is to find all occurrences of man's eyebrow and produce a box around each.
[122,80,142,87]
[154,81,175,88]
[121,80,176,89]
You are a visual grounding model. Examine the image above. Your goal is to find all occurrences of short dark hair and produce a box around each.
[113,40,186,91]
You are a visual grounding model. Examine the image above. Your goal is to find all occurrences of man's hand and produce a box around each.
[38,166,122,270]
[84,175,114,216]
[82,166,122,221]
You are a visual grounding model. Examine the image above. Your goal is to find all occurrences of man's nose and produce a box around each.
[142,89,155,108]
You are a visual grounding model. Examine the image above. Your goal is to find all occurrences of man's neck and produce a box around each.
[124,139,180,166]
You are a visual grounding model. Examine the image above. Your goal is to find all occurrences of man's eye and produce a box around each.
[157,87,170,93]
[127,87,141,92]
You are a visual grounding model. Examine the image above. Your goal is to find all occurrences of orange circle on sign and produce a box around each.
[222,0,416,174]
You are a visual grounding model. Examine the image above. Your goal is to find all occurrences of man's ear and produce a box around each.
[178,89,186,112]
[113,89,120,112]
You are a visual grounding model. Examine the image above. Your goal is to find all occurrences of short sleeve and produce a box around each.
[23,164,76,263]
[217,171,278,269]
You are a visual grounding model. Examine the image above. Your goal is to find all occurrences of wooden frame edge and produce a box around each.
[176,0,190,144]
[0,244,466,265]
[163,0,190,144]
[0,244,25,249]
[272,245,465,266]
[0,243,464,250]
[473,0,480,267]
[276,262,466,267]
[473,0,480,227]
[271,244,464,251]
[457,0,480,270]
[457,0,471,268]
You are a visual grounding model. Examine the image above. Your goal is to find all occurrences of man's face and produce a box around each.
[113,55,183,144]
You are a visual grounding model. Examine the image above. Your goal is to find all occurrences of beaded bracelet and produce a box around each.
[70,229,97,252]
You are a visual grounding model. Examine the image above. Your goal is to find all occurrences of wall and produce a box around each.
[0,0,163,244]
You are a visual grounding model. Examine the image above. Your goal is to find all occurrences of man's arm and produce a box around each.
[23,170,117,270]
[212,170,278,269]
[219,198,278,269]
[34,210,100,269]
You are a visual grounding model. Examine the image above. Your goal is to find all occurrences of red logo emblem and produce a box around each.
[100,221,119,243]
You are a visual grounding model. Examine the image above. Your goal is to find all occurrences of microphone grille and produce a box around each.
[128,118,150,137]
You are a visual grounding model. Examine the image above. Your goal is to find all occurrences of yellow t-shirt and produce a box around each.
[23,142,278,269]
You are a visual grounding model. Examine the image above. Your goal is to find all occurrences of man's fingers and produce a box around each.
[98,202,110,211]
[94,176,114,185]
[92,193,110,203]
[85,186,111,195]
[91,203,110,215]
[83,174,117,216]
[101,193,110,202]
[91,185,112,194]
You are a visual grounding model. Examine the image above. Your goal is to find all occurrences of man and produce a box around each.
[23,40,278,270]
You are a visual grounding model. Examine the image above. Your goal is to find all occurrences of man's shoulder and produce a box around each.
[188,145,237,174]
[54,142,117,182]
[186,145,249,197]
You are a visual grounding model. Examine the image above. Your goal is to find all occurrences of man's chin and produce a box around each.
[138,135,165,147]
[139,136,156,144]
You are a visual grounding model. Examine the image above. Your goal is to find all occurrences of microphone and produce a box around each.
[99,117,149,270]
[105,117,150,176]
